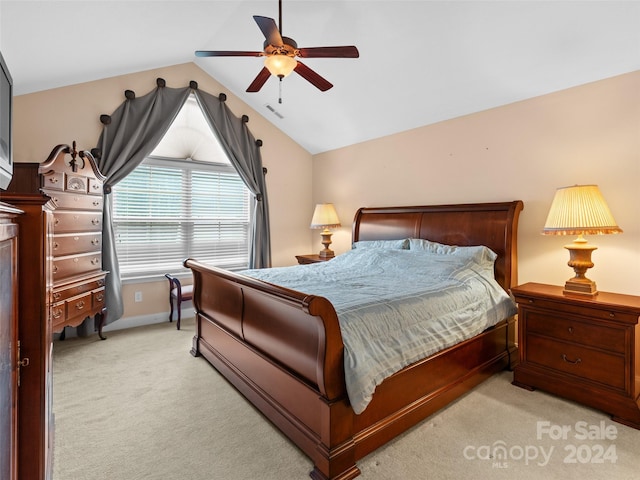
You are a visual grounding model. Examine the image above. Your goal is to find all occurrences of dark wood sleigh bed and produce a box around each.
[185,200,523,479]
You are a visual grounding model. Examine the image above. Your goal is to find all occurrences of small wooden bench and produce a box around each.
[164,274,193,330]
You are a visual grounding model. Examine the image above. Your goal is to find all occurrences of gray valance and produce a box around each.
[94,79,271,323]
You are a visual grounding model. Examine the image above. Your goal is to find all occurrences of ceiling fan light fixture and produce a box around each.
[264,54,297,78]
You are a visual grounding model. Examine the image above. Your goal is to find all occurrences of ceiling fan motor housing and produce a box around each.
[264,37,298,56]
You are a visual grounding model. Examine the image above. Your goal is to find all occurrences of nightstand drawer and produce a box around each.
[526,335,626,390]
[517,295,639,324]
[526,311,626,354]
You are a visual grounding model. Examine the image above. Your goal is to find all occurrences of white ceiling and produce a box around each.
[1,1,639,155]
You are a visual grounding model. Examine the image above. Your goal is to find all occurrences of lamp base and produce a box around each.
[318,248,335,259]
[563,236,598,297]
[563,277,598,297]
[318,229,335,259]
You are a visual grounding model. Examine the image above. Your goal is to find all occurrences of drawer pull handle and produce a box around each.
[92,218,100,225]
[53,292,61,300]
[96,294,104,302]
[49,178,59,184]
[562,354,581,365]
[609,312,615,318]
[52,309,62,319]
[568,327,573,334]
[91,258,100,265]
[91,238,100,245]
[76,301,86,310]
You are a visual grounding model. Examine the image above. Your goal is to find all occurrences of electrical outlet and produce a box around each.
[134,291,143,302]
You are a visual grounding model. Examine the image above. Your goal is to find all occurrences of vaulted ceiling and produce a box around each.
[1,1,638,154]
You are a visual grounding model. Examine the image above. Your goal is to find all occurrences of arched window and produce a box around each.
[111,94,251,278]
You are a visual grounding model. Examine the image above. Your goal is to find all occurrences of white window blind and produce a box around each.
[112,156,250,278]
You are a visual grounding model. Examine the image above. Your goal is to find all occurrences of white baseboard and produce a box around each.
[105,304,195,332]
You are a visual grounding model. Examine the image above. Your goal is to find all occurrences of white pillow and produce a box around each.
[408,238,497,265]
[352,239,409,250]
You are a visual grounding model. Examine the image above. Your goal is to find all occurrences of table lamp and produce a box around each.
[310,203,341,258]
[542,185,622,296]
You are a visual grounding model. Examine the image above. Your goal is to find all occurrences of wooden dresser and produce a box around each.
[40,144,107,338]
[5,143,108,339]
[512,282,640,429]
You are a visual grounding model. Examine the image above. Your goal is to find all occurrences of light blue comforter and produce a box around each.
[242,247,516,414]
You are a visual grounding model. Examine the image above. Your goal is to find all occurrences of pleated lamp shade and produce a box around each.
[542,185,622,236]
[542,185,622,297]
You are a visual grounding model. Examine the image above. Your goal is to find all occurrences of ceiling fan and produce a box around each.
[195,0,359,95]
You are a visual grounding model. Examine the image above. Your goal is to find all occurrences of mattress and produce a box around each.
[242,244,516,414]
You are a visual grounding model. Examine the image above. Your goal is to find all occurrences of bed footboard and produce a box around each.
[185,259,346,399]
[185,259,361,480]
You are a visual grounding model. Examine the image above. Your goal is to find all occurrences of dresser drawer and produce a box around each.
[88,178,103,196]
[92,287,106,310]
[53,211,102,233]
[52,252,102,280]
[526,334,626,390]
[53,232,101,257]
[51,302,66,329]
[64,292,93,323]
[41,171,65,191]
[524,311,626,354]
[52,276,105,303]
[44,190,103,211]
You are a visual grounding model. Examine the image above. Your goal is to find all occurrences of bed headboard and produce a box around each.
[352,201,524,291]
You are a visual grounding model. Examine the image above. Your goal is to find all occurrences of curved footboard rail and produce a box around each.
[184,258,347,400]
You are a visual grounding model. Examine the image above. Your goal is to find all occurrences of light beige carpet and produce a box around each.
[53,317,640,480]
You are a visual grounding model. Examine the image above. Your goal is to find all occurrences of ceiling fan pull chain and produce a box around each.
[279,76,283,104]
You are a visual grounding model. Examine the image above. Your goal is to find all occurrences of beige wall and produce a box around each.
[313,71,640,296]
[13,63,314,320]
[12,66,640,324]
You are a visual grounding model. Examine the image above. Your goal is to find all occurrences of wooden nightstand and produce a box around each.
[512,282,640,429]
[295,254,332,265]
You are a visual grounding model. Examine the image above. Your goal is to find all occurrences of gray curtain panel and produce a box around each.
[194,89,271,269]
[95,81,271,324]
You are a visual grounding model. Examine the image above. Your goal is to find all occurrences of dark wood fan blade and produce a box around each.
[294,62,333,91]
[253,16,283,46]
[246,67,272,92]
[195,50,263,57]
[297,46,359,58]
